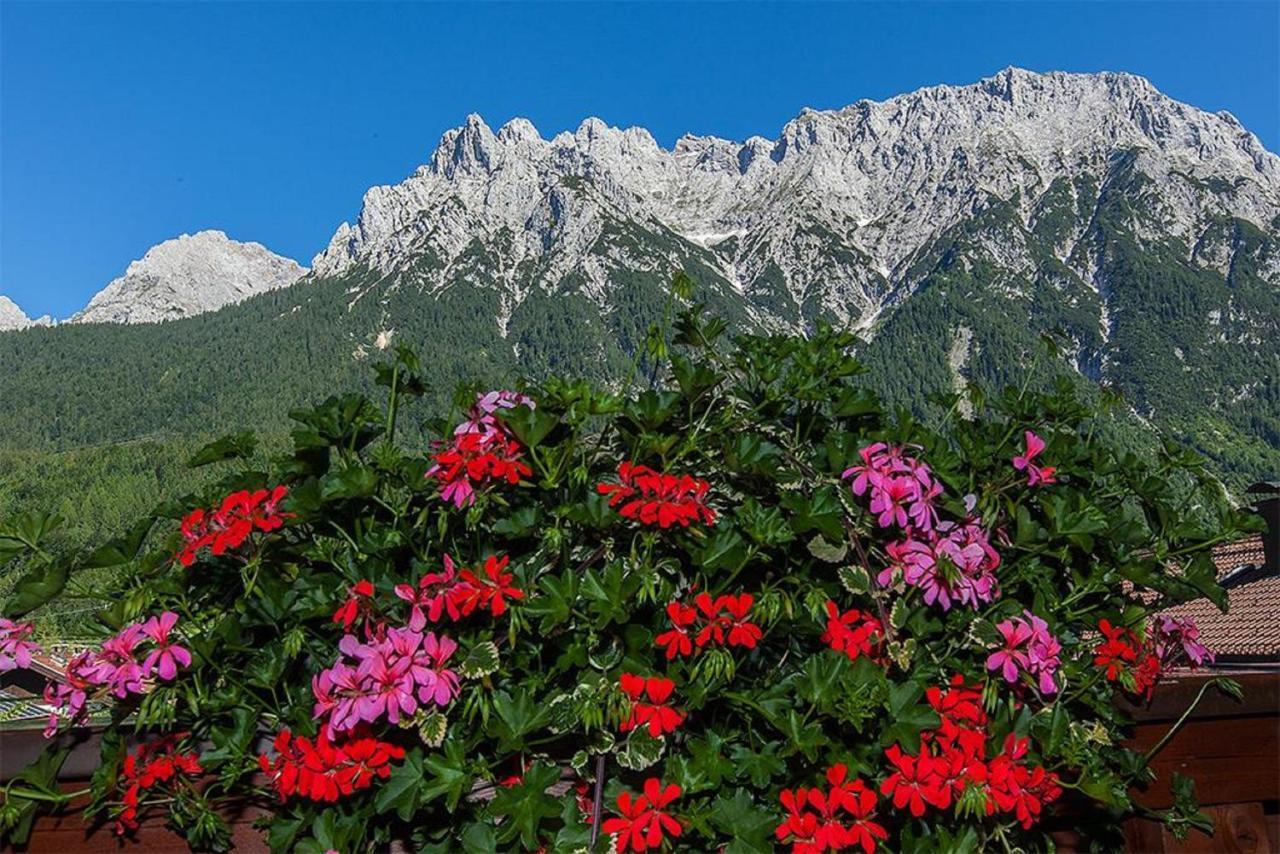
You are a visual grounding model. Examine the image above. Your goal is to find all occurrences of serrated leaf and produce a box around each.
[418,711,448,747]
[889,597,908,630]
[460,640,500,679]
[837,564,870,594]
[806,534,847,564]
[616,730,665,771]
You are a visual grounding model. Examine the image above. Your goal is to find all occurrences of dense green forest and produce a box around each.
[2,162,1278,619]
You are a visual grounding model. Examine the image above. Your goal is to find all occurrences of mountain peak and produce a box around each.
[0,295,32,331]
[73,231,307,325]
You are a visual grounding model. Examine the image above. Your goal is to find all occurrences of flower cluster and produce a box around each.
[0,618,40,672]
[776,764,888,854]
[313,628,460,735]
[43,613,191,736]
[176,486,291,566]
[843,443,942,532]
[846,444,1002,612]
[821,601,885,663]
[602,778,684,853]
[114,736,203,835]
[880,677,1062,829]
[427,390,534,509]
[258,728,405,803]
[1153,615,1214,668]
[619,674,685,738]
[597,462,717,529]
[880,515,1002,612]
[654,592,760,659]
[393,554,524,628]
[986,611,1062,695]
[1092,616,1210,698]
[1012,431,1057,487]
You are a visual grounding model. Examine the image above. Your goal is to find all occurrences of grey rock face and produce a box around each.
[73,231,306,325]
[311,68,1280,331]
[0,295,33,331]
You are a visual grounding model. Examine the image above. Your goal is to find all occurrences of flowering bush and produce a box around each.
[0,302,1254,852]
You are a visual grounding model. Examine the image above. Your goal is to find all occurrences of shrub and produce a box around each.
[0,303,1254,852]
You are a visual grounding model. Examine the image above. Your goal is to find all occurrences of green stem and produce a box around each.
[385,362,401,448]
[1143,678,1222,762]
[3,786,90,804]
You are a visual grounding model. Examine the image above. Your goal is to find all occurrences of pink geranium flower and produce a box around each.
[987,611,1061,694]
[140,612,192,681]
[0,619,41,672]
[1013,431,1057,487]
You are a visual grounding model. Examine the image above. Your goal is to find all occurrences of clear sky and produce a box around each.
[3,1,1278,319]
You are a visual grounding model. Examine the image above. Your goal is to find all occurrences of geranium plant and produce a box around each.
[0,291,1254,852]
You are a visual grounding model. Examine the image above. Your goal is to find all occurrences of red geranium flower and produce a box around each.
[258,728,405,803]
[602,778,683,852]
[656,592,762,657]
[454,554,524,617]
[879,745,951,817]
[332,580,375,631]
[821,602,884,662]
[655,602,698,659]
[114,736,203,836]
[619,673,685,738]
[174,485,291,566]
[597,462,716,529]
[776,764,888,853]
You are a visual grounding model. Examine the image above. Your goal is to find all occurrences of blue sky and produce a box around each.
[3,2,1278,319]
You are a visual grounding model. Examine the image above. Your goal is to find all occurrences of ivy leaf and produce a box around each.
[709,789,775,854]
[696,528,748,572]
[488,762,562,849]
[374,747,425,820]
[730,743,785,788]
[3,558,69,617]
[502,405,560,449]
[0,511,64,564]
[83,516,155,569]
[420,740,470,812]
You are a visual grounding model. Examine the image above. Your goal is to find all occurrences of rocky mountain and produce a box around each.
[314,67,1278,333]
[0,296,53,331]
[0,68,1277,486]
[71,230,306,324]
[0,296,32,331]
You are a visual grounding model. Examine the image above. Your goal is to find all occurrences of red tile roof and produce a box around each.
[1160,533,1278,662]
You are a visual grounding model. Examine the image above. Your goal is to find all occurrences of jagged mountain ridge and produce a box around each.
[313,67,1279,336]
[0,68,1277,486]
[70,230,307,324]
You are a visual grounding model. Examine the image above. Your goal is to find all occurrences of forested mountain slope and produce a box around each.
[1,68,1277,504]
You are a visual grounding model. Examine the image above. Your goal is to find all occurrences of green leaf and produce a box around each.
[84,516,155,569]
[188,432,258,467]
[489,762,562,849]
[421,741,471,812]
[3,558,69,617]
[375,747,425,820]
[502,404,559,449]
[617,730,665,770]
[806,534,847,564]
[709,789,775,853]
[460,640,500,679]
